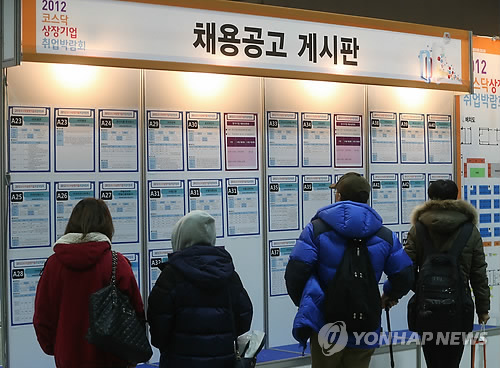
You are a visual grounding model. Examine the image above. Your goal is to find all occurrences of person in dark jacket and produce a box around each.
[33,198,144,368]
[147,210,253,368]
[285,172,413,368]
[405,179,490,368]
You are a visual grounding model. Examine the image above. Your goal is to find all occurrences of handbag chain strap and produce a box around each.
[111,250,118,305]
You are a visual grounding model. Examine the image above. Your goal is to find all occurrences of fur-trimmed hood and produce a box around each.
[53,232,111,271]
[410,199,478,234]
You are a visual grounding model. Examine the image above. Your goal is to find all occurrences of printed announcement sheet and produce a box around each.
[9,106,50,172]
[187,112,222,170]
[401,173,426,224]
[148,180,185,242]
[226,178,260,236]
[9,183,50,248]
[399,113,425,163]
[269,241,295,296]
[267,112,299,167]
[99,109,138,171]
[10,258,46,325]
[371,174,399,225]
[268,176,299,231]
[188,179,224,237]
[301,113,331,167]
[225,113,258,170]
[55,182,95,240]
[147,110,184,171]
[55,108,95,172]
[334,114,363,167]
[370,112,398,163]
[427,114,452,163]
[99,181,139,244]
[302,175,332,228]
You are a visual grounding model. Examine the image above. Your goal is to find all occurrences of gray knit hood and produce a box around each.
[171,210,216,252]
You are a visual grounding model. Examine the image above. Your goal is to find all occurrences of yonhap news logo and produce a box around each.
[317,321,348,355]
[318,320,488,356]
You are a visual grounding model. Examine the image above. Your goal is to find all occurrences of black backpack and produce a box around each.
[313,218,391,333]
[407,221,474,333]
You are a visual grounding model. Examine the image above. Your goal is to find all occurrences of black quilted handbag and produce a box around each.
[86,250,153,364]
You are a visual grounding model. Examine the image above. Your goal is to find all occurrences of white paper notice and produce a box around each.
[147,110,184,171]
[401,231,409,247]
[188,180,224,237]
[427,114,452,163]
[226,178,260,236]
[302,113,332,167]
[55,182,95,240]
[428,173,452,185]
[10,258,46,325]
[148,180,185,242]
[270,241,295,296]
[401,173,426,224]
[225,113,258,171]
[302,175,332,228]
[371,174,399,225]
[55,108,95,172]
[268,176,299,231]
[99,181,139,244]
[149,249,172,290]
[400,113,425,163]
[370,112,398,163]
[9,106,50,172]
[267,112,299,167]
[9,183,50,248]
[123,253,141,287]
[334,114,363,167]
[99,109,138,171]
[187,112,221,170]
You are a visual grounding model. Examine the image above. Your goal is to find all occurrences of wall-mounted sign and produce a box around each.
[22,0,471,91]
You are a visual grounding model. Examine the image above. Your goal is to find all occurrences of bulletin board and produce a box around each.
[143,70,266,365]
[459,36,500,327]
[264,78,366,346]
[5,62,143,367]
[367,85,456,332]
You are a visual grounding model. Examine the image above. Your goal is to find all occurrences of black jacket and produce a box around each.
[147,245,253,368]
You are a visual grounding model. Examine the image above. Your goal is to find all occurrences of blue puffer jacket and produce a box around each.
[147,245,253,368]
[285,201,413,349]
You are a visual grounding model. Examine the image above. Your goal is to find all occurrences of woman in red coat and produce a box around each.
[33,198,144,368]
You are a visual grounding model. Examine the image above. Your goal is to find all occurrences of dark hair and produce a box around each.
[345,192,370,204]
[428,179,458,200]
[65,198,114,240]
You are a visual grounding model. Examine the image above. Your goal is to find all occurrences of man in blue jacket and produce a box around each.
[285,172,413,368]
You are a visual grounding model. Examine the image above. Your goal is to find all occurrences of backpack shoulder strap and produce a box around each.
[312,218,333,238]
[448,222,474,258]
[415,221,436,259]
[374,226,393,246]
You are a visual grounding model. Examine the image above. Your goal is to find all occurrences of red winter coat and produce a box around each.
[33,233,144,368]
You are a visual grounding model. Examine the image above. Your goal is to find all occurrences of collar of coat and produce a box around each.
[55,232,112,246]
[410,199,478,226]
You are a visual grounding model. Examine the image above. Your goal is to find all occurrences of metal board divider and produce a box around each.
[364,85,370,179]
[138,68,151,349]
[260,76,270,349]
[1,3,8,362]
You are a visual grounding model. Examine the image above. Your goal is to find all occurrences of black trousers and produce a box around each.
[422,337,465,368]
